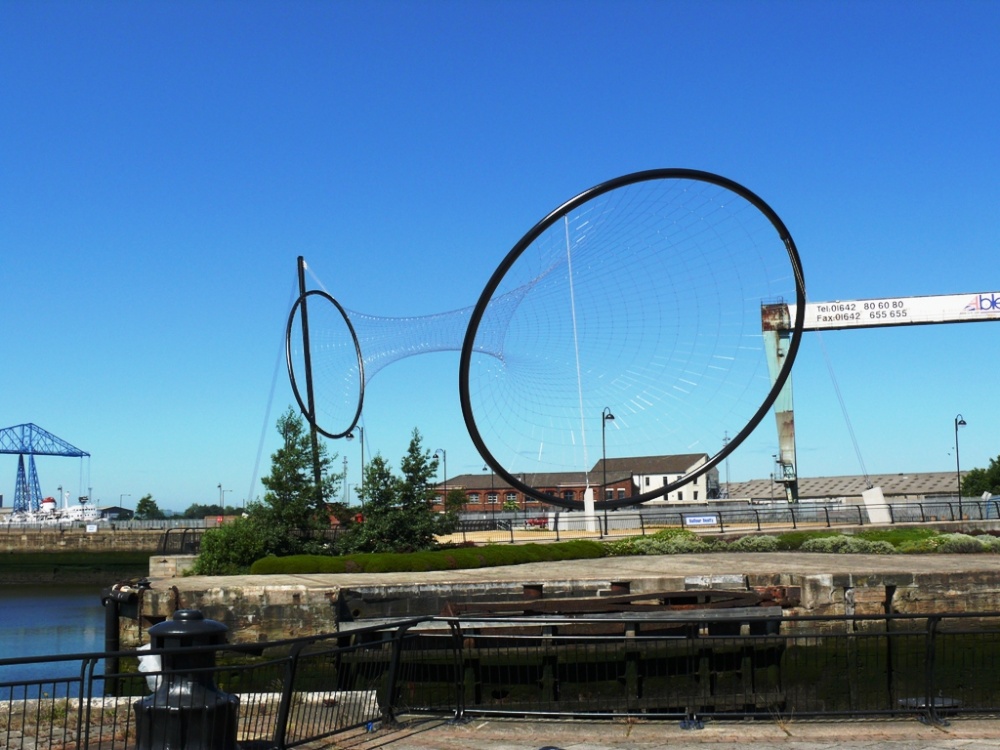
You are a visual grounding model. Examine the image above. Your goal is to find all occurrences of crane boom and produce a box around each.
[790,291,1000,332]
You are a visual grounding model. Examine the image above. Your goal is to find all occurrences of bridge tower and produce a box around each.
[0,423,90,513]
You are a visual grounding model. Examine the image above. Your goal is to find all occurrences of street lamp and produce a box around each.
[347,426,365,509]
[120,493,131,520]
[602,407,615,534]
[955,414,967,519]
[434,448,447,509]
[601,408,615,499]
[484,463,496,519]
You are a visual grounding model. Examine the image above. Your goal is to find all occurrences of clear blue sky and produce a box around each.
[2,1,998,512]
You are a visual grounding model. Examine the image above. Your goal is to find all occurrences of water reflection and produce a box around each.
[0,585,107,695]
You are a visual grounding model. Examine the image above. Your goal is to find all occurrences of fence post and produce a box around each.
[446,619,467,722]
[382,621,415,724]
[922,616,942,724]
[272,641,306,749]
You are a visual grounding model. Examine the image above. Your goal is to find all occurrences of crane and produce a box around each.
[764,291,1000,502]
[0,423,90,513]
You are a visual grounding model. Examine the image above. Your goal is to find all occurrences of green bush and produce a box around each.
[976,535,1000,553]
[934,533,986,554]
[249,540,605,575]
[799,535,895,554]
[774,530,842,550]
[726,534,780,552]
[192,515,294,575]
[609,529,713,555]
[855,527,938,547]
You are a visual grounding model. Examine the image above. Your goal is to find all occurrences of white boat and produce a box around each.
[2,494,106,526]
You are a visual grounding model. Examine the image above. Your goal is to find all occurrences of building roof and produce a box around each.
[439,454,711,491]
[594,454,709,475]
[727,471,963,500]
[444,471,622,491]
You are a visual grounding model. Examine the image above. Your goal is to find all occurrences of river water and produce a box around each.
[0,585,108,692]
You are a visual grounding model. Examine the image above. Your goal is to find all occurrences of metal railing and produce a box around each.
[4,610,1000,748]
[452,498,1000,544]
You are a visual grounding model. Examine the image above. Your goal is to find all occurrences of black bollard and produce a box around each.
[133,609,240,750]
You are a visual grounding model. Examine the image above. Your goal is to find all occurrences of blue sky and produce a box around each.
[2,1,998,512]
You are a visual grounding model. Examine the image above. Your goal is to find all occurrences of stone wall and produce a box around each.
[0,527,164,552]
[126,558,1000,647]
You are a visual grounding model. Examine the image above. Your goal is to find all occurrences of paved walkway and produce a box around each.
[173,551,1000,592]
[325,716,1000,750]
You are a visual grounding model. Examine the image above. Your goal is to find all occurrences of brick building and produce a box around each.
[433,453,719,512]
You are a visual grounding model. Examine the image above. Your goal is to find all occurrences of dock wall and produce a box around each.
[128,553,1000,646]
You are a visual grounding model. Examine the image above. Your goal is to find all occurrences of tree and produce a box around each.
[444,488,467,515]
[134,494,165,520]
[345,428,450,553]
[962,454,1000,497]
[192,406,341,574]
[259,406,339,534]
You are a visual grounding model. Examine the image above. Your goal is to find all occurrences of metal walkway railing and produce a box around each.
[3,610,1000,749]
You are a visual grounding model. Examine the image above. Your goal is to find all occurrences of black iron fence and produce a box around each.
[454,497,1000,544]
[4,610,1000,749]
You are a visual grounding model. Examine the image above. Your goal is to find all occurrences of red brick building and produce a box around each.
[432,453,719,511]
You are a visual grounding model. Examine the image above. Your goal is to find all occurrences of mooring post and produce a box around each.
[133,609,239,750]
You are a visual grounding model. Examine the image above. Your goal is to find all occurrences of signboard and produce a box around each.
[788,291,1000,332]
[683,514,719,527]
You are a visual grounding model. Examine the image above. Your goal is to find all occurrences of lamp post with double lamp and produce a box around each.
[120,493,131,521]
[955,414,967,520]
[347,426,365,510]
[434,448,446,511]
[602,407,615,535]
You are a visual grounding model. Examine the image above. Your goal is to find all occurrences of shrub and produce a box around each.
[193,515,292,575]
[856,527,938,547]
[933,533,985,554]
[977,535,1000,553]
[774,530,841,551]
[799,535,895,554]
[896,537,942,554]
[604,538,640,557]
[726,535,780,552]
[249,540,604,575]
[616,529,712,555]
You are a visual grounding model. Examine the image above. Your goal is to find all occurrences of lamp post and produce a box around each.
[602,407,615,534]
[347,426,365,509]
[434,448,447,509]
[483,464,496,520]
[722,432,731,499]
[120,493,131,520]
[955,414,967,520]
[342,455,348,502]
